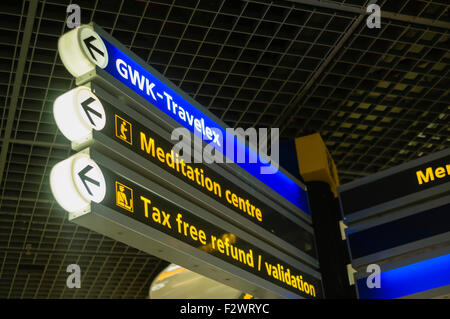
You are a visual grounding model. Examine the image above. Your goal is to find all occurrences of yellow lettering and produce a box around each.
[161,211,171,229]
[183,219,189,236]
[156,147,165,163]
[140,196,151,218]
[140,132,155,156]
[210,235,217,249]
[238,196,246,212]
[416,167,434,185]
[216,238,225,253]
[198,229,207,245]
[152,207,161,223]
[309,284,316,297]
[224,190,263,222]
[435,167,446,178]
[255,208,262,222]
[231,193,238,207]
[213,181,221,197]
[189,225,198,241]
[176,213,183,234]
[225,190,232,205]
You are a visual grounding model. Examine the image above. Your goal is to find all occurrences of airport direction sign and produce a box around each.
[338,148,450,265]
[53,23,324,298]
[57,23,311,218]
[53,83,318,266]
[346,194,450,268]
[337,149,450,298]
[50,148,323,299]
[355,251,450,299]
[339,148,450,224]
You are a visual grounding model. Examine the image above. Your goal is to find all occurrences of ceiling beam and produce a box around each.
[339,170,370,177]
[286,0,362,14]
[0,0,38,186]
[0,138,69,150]
[285,0,450,29]
[0,247,155,258]
[382,11,450,30]
[0,196,55,204]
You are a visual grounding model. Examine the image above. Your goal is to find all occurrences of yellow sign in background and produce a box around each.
[295,133,340,197]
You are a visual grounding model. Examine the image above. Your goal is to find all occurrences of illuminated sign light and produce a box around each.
[50,152,106,213]
[53,86,317,259]
[57,24,310,216]
[53,86,105,142]
[58,26,107,77]
[356,253,450,299]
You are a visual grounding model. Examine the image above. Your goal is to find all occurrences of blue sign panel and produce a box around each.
[348,202,450,260]
[99,37,310,215]
[356,253,450,299]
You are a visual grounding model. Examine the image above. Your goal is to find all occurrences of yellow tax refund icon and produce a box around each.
[115,181,133,212]
[115,115,132,145]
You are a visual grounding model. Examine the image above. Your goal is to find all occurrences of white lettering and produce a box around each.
[116,59,128,79]
[128,65,145,91]
[146,79,156,100]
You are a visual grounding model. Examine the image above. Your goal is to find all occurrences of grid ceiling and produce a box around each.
[0,0,449,298]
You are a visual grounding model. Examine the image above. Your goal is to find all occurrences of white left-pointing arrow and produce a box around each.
[53,86,106,143]
[76,87,106,131]
[73,155,106,203]
[50,152,106,213]
[77,164,100,196]
[79,27,108,69]
[83,35,105,62]
[81,97,102,125]
[58,25,108,78]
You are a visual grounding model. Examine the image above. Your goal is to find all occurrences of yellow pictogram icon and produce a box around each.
[115,181,134,212]
[115,115,132,145]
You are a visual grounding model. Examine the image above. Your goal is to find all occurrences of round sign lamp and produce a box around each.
[58,24,108,78]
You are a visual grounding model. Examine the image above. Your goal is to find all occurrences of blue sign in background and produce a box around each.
[357,253,450,299]
[101,37,311,215]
